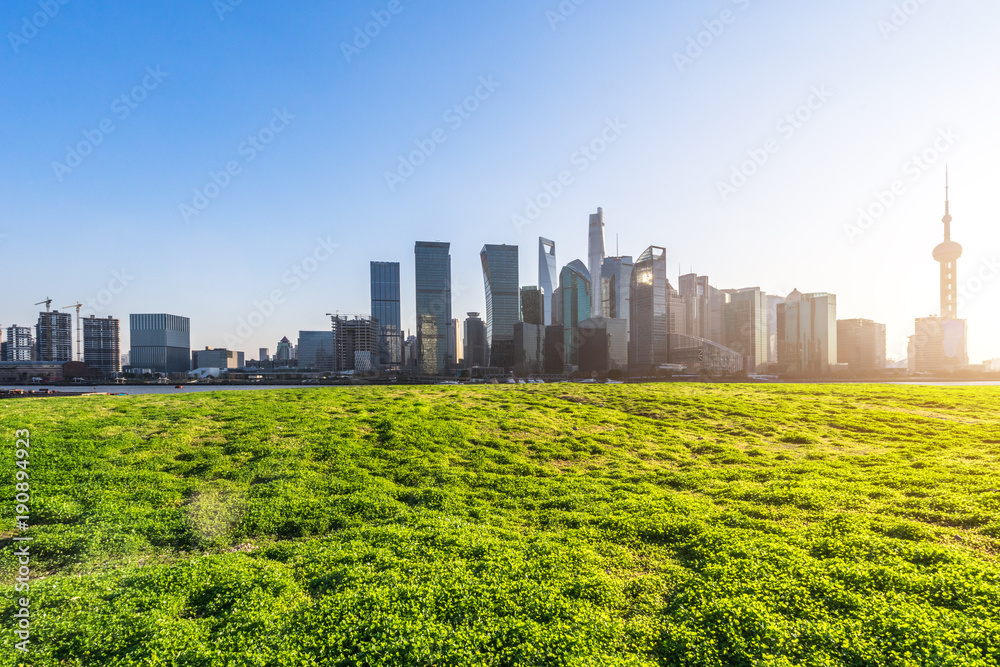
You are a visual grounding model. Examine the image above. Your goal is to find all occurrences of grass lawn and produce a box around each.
[1,383,999,666]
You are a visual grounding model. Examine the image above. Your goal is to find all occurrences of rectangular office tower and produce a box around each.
[538,238,557,325]
[4,325,34,361]
[520,286,544,326]
[83,316,121,374]
[629,247,668,373]
[481,244,520,368]
[838,319,887,372]
[36,311,73,362]
[776,291,838,375]
[297,331,335,372]
[370,261,403,369]
[725,288,769,373]
[129,314,191,374]
[415,241,453,375]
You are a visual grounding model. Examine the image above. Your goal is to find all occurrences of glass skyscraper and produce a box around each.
[370,261,402,369]
[129,314,191,374]
[559,260,592,368]
[83,316,121,374]
[481,244,520,367]
[415,241,453,375]
[538,238,557,326]
[629,247,668,372]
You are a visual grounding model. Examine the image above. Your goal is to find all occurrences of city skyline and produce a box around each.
[2,2,998,362]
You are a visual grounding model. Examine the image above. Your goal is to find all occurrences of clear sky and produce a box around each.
[2,0,998,363]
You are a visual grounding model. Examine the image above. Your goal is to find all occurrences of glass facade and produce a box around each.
[538,238,557,326]
[481,244,520,347]
[129,313,191,374]
[601,256,633,334]
[559,260,592,367]
[629,247,668,372]
[297,331,334,372]
[415,241,452,375]
[724,288,768,373]
[370,261,403,368]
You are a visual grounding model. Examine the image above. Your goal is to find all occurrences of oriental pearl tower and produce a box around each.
[933,168,963,320]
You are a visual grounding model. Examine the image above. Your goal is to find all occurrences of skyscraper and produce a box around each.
[4,325,34,361]
[629,247,668,372]
[601,255,633,332]
[481,244,519,368]
[36,311,73,362]
[560,260,592,368]
[838,319,887,372]
[129,314,191,374]
[776,290,838,375]
[370,261,403,369]
[275,337,293,364]
[463,313,487,368]
[588,208,606,319]
[724,288,769,373]
[415,241,453,375]
[538,237,558,326]
[83,316,121,374]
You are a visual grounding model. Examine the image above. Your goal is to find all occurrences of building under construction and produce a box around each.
[331,315,380,374]
[36,311,73,362]
[83,316,121,375]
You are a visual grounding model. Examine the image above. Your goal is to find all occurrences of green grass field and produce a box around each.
[1,384,999,666]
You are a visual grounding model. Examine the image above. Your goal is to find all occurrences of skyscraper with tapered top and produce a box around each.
[538,238,557,325]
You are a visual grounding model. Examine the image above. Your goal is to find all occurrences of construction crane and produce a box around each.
[34,297,53,362]
[63,302,84,362]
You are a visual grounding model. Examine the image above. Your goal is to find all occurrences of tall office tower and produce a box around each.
[838,319,887,372]
[370,261,403,369]
[679,274,709,340]
[601,256,633,335]
[83,316,121,374]
[776,290,838,375]
[724,288,769,373]
[5,325,34,361]
[463,313,488,368]
[129,314,191,374]
[415,241,453,375]
[481,244,519,368]
[298,331,335,372]
[766,294,786,366]
[912,173,969,372]
[259,348,269,363]
[539,238,558,325]
[629,247,668,372]
[521,286,544,326]
[559,260,592,368]
[275,337,293,364]
[35,311,73,362]
[451,318,462,367]
[588,208,606,319]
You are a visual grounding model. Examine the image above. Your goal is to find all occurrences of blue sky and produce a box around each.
[2,0,998,362]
